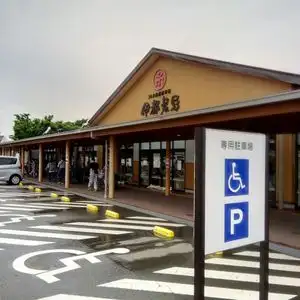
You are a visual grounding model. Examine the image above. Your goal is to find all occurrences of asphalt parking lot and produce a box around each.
[0,183,299,300]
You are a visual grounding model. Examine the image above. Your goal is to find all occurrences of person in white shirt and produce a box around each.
[46,160,57,182]
[88,159,99,191]
[57,158,66,184]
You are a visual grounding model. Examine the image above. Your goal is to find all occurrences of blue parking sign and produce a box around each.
[225,159,249,197]
[224,201,249,242]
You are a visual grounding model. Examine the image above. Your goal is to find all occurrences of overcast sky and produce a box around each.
[0,0,299,136]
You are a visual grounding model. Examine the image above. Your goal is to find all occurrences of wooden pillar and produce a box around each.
[38,144,43,182]
[21,147,25,176]
[276,134,295,209]
[108,136,115,199]
[65,140,70,189]
[276,135,284,209]
[104,140,108,199]
[165,140,171,196]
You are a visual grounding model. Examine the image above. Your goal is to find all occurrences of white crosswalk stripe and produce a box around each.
[32,225,132,235]
[0,206,38,211]
[36,295,118,300]
[0,229,97,240]
[98,250,300,300]
[0,237,53,246]
[69,221,158,231]
[126,216,167,221]
[99,278,294,299]
[155,266,300,287]
[3,203,70,210]
[100,218,185,227]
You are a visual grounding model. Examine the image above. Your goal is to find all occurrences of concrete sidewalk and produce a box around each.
[25,179,300,250]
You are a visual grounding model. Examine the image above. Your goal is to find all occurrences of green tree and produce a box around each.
[10,114,88,140]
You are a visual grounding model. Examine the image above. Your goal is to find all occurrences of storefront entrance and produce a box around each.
[139,141,185,192]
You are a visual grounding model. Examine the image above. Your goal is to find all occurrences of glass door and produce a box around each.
[296,134,300,209]
[151,151,162,187]
[172,151,185,192]
[268,135,276,207]
[140,151,150,187]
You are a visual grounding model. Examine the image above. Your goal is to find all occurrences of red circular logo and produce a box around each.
[153,69,167,91]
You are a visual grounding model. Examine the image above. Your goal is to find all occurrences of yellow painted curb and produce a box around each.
[86,204,99,214]
[61,196,70,202]
[35,188,42,193]
[50,192,58,198]
[207,251,223,259]
[19,182,23,187]
[27,185,34,190]
[105,209,120,219]
[153,225,174,239]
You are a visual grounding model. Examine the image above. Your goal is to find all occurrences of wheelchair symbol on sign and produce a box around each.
[225,159,249,197]
[228,162,246,193]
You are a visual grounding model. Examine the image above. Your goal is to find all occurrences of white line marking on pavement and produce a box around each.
[155,266,300,287]
[72,200,106,204]
[3,204,67,210]
[0,206,38,211]
[0,237,53,246]
[15,197,56,202]
[126,216,167,221]
[69,221,156,231]
[0,229,96,240]
[32,225,132,235]
[36,295,119,300]
[98,279,295,299]
[207,257,300,273]
[233,250,300,261]
[100,219,185,227]
[27,203,87,208]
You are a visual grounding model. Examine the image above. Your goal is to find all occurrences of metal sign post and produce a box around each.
[194,127,206,300]
[193,127,269,300]
[260,136,270,300]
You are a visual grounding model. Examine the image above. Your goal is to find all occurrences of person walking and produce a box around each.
[57,158,66,184]
[88,158,99,191]
[46,160,57,182]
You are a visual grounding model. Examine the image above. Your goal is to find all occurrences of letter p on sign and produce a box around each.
[224,202,249,243]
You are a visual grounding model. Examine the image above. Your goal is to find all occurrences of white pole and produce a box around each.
[104,139,108,199]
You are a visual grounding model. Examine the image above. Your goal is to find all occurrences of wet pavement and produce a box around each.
[0,183,299,299]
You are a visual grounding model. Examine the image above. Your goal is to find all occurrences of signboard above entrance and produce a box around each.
[141,69,181,117]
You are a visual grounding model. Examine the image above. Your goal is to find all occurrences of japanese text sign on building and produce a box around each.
[204,128,266,255]
[141,69,181,117]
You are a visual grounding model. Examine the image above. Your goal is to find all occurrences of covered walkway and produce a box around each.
[26,178,300,250]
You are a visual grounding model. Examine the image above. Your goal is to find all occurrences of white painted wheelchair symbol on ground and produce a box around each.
[228,162,246,193]
[12,247,130,284]
[0,214,56,227]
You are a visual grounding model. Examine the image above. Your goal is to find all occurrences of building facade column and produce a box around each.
[21,147,25,176]
[104,140,109,199]
[65,140,70,189]
[165,140,171,196]
[276,135,284,209]
[38,144,43,182]
[276,134,295,209]
[108,136,115,199]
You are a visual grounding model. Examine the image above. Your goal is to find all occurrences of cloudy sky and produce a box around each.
[0,0,298,136]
